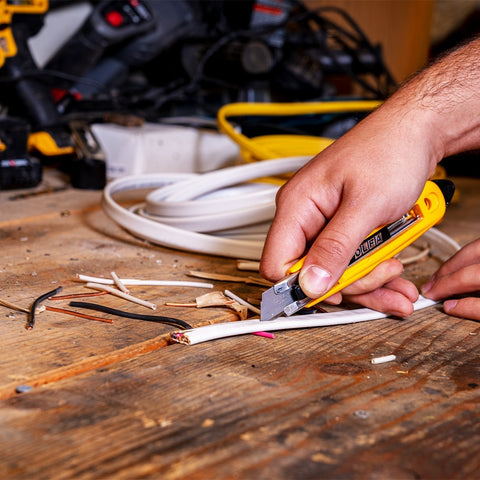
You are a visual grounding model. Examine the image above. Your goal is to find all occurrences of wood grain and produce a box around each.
[0,174,479,479]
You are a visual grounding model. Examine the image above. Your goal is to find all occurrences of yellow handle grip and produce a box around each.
[286,180,447,308]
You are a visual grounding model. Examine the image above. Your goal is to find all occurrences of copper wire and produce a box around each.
[45,306,114,324]
[49,291,108,301]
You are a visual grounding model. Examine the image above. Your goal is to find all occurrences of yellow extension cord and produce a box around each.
[216,100,451,193]
[217,100,382,162]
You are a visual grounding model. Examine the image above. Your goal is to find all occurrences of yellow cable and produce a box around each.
[217,101,458,201]
[217,100,382,161]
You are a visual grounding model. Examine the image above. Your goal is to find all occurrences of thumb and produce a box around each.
[298,206,379,299]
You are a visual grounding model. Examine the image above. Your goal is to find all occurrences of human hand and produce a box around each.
[260,100,438,298]
[421,239,480,321]
[323,258,418,316]
[261,36,480,301]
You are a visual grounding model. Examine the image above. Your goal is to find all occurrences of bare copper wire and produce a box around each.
[45,306,113,324]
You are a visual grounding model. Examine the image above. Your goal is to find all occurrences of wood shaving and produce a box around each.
[0,298,30,314]
[236,260,260,271]
[195,292,248,320]
[165,292,249,320]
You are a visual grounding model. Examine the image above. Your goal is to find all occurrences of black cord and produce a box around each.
[295,5,397,97]
[27,286,63,330]
[69,301,192,330]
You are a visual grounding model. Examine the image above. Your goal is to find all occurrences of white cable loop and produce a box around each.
[133,203,276,233]
[102,156,310,259]
[422,227,461,261]
[145,182,277,216]
[102,156,462,262]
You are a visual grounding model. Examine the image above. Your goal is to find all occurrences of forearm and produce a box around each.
[391,36,480,159]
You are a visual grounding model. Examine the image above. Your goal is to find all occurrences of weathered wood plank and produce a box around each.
[0,306,479,479]
[0,178,261,385]
[0,175,479,479]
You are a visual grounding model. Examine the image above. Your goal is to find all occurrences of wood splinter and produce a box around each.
[166,291,248,320]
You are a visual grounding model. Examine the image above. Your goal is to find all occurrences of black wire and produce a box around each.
[27,286,63,330]
[302,11,395,96]
[322,31,387,98]
[69,301,192,330]
[284,1,396,98]
[309,7,397,91]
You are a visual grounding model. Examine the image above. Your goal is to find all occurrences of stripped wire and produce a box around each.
[49,291,108,301]
[69,301,192,330]
[45,306,113,324]
[75,274,213,289]
[224,289,260,315]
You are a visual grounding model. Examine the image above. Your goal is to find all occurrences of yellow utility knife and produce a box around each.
[260,179,455,321]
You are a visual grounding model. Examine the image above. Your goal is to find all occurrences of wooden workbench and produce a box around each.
[0,171,479,479]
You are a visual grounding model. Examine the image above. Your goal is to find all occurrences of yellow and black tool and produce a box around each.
[0,0,48,66]
[0,0,75,157]
[260,179,455,321]
[0,1,49,189]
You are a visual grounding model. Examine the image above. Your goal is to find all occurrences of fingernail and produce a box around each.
[300,265,332,297]
[421,281,432,295]
[421,275,435,295]
[444,299,457,312]
[420,273,437,294]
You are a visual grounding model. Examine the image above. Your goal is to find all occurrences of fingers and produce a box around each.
[420,239,480,322]
[340,259,404,295]
[443,297,480,321]
[260,176,330,281]
[343,279,418,317]
[297,200,381,299]
[323,292,343,305]
[430,239,480,279]
[421,263,480,300]
[378,277,419,303]
[324,274,419,316]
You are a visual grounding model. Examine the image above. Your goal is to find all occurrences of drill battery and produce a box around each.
[0,116,42,190]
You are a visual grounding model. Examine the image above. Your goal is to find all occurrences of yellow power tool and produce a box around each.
[0,0,48,66]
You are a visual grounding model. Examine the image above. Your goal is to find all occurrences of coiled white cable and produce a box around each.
[102,156,461,262]
[102,156,310,259]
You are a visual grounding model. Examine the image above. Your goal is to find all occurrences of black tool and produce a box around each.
[0,117,42,190]
[46,0,155,79]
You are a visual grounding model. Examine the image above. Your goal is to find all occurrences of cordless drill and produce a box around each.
[0,0,46,189]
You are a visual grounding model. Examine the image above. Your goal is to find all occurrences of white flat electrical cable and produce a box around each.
[171,296,438,345]
[102,156,310,259]
[169,228,461,345]
[102,156,461,263]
